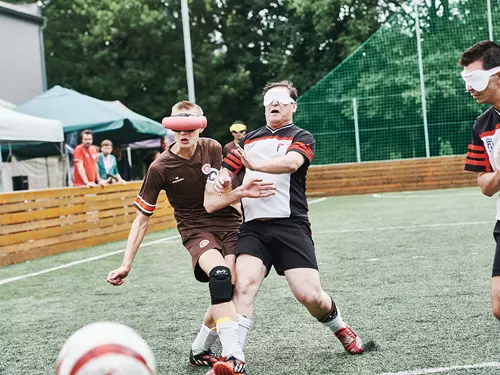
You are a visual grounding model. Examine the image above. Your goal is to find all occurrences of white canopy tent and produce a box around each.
[0,106,64,191]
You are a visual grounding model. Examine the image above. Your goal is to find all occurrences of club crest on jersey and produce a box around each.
[485,137,494,153]
[206,168,219,184]
[202,164,212,175]
[277,142,285,152]
[199,239,209,248]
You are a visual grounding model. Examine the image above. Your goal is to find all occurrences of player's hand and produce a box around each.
[241,178,276,198]
[235,144,259,171]
[215,175,232,195]
[106,265,130,286]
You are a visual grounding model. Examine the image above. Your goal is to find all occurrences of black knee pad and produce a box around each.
[209,266,234,305]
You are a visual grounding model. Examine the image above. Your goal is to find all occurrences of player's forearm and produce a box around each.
[122,214,150,269]
[254,154,301,174]
[76,163,89,183]
[478,171,500,197]
[204,187,244,213]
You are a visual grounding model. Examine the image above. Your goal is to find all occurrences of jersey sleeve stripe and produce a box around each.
[226,152,243,166]
[466,152,485,160]
[137,195,156,208]
[288,143,314,161]
[465,159,487,166]
[468,144,485,151]
[134,197,155,214]
[223,158,240,170]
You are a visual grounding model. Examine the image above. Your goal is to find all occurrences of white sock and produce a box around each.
[217,318,245,362]
[321,305,346,333]
[237,313,253,350]
[191,325,218,355]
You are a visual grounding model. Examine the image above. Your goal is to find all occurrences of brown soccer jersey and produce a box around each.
[134,138,241,234]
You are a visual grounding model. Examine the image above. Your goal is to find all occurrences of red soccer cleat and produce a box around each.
[334,324,364,354]
[206,356,246,375]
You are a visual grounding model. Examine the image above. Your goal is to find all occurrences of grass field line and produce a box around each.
[308,197,328,204]
[314,221,492,234]
[372,192,479,199]
[378,361,500,375]
[0,235,180,286]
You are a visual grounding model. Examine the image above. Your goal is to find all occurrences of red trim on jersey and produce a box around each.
[226,152,242,166]
[68,344,153,375]
[244,135,294,145]
[465,159,487,166]
[134,197,155,213]
[223,158,240,171]
[479,123,500,138]
[288,142,314,161]
[468,144,485,151]
[466,152,485,159]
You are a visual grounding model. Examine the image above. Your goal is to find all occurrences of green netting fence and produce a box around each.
[295,0,497,165]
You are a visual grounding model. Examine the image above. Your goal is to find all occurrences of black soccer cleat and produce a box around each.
[189,349,219,367]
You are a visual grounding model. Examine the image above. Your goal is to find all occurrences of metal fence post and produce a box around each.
[352,97,361,163]
[415,2,430,158]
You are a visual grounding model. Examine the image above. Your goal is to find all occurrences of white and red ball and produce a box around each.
[56,322,156,375]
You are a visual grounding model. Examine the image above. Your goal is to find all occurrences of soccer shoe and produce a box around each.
[334,324,364,354]
[208,356,246,375]
[189,349,219,367]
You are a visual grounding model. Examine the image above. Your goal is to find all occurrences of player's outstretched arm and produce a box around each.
[106,211,150,286]
[478,171,500,197]
[204,177,276,213]
[235,144,305,174]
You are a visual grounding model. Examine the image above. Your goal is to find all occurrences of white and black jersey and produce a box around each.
[222,123,315,222]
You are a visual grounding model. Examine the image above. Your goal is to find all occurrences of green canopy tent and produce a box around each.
[12,85,167,158]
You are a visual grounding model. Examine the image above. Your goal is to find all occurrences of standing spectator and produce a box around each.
[98,140,126,184]
[223,121,247,188]
[113,147,132,181]
[73,130,104,187]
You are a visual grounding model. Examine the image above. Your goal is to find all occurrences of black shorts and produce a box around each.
[235,218,318,276]
[492,221,500,277]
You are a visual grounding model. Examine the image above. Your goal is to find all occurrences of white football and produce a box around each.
[56,322,156,375]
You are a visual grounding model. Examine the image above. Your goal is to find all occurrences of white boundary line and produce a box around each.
[0,235,180,286]
[372,193,479,199]
[308,197,328,205]
[313,221,491,235]
[378,361,500,375]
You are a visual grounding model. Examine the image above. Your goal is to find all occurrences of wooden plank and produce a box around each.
[0,195,154,225]
[0,189,140,214]
[0,217,176,266]
[2,206,174,245]
[0,182,143,204]
[0,203,172,235]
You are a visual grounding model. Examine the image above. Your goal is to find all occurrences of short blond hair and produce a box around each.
[171,101,203,116]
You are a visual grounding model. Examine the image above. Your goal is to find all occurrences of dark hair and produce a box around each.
[459,40,500,68]
[80,129,93,140]
[263,80,298,100]
[100,139,112,147]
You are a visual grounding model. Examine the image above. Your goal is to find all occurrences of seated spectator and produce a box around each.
[98,140,126,184]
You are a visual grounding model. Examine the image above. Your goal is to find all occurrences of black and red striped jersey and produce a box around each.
[464,106,500,173]
[222,123,315,222]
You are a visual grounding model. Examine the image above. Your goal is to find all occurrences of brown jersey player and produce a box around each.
[106,101,275,374]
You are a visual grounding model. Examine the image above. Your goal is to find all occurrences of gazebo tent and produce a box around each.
[13,85,167,157]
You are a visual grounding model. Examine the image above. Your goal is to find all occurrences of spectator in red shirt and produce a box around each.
[73,129,105,187]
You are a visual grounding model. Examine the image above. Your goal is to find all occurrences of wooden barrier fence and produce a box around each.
[0,155,476,266]
[0,182,175,266]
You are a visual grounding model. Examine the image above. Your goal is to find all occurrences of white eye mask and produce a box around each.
[461,66,500,92]
[263,91,296,106]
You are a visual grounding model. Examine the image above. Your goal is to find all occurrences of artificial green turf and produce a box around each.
[1,188,499,375]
